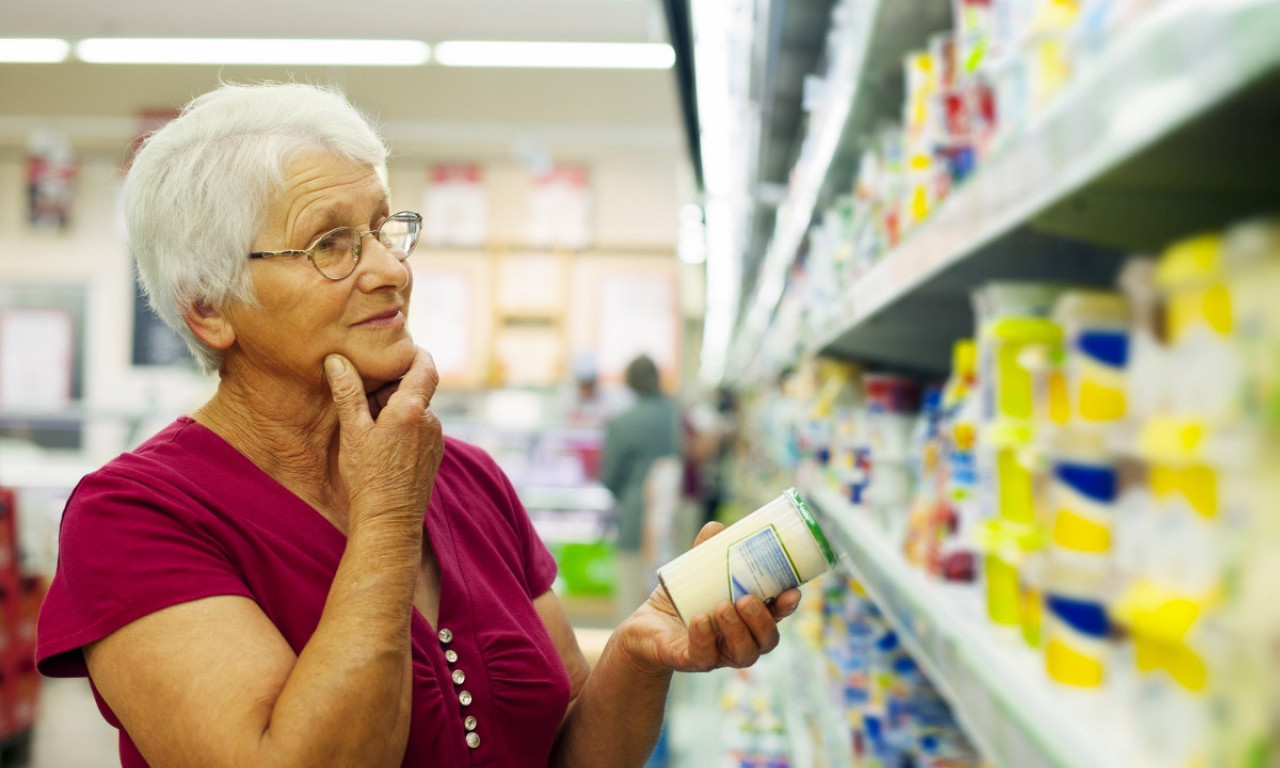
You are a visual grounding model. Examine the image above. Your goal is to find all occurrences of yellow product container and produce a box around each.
[1046,443,1118,559]
[973,281,1065,422]
[1042,560,1111,689]
[1115,582,1213,687]
[1019,550,1046,649]
[1114,580,1218,768]
[977,517,1042,631]
[983,317,1065,421]
[1157,232,1230,344]
[979,421,1039,524]
[1158,232,1251,427]
[1223,217,1280,428]
[1052,291,1130,426]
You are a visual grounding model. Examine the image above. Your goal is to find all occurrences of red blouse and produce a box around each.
[37,416,570,767]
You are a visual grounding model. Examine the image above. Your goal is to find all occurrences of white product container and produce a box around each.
[656,488,838,626]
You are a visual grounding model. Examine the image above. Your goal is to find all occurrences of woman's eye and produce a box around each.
[315,229,355,253]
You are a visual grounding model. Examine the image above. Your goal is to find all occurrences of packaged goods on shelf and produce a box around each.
[970,281,1065,638]
[737,212,1280,767]
[814,0,1173,299]
[716,668,793,768]
[903,384,945,572]
[933,340,983,585]
[862,374,922,538]
[804,574,988,768]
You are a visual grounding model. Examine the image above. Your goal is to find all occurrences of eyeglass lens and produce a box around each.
[311,212,421,279]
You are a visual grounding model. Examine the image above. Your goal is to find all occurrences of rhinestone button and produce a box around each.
[464,715,477,731]
[466,732,480,749]
[452,669,466,685]
[444,649,458,664]
[458,690,473,706]
[438,628,453,644]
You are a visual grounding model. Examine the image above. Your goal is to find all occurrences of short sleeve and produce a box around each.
[446,438,558,599]
[498,470,558,599]
[37,468,252,677]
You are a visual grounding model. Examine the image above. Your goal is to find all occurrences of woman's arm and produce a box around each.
[84,350,443,768]
[543,523,802,768]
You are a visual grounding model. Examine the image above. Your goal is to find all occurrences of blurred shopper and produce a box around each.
[558,350,614,428]
[601,354,684,625]
[35,82,800,768]
[683,386,738,527]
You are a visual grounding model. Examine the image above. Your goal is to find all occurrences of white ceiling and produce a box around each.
[6,0,662,44]
[0,0,687,161]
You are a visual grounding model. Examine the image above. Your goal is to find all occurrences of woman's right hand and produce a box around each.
[323,347,445,529]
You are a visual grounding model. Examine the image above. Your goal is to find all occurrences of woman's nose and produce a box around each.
[355,235,410,288]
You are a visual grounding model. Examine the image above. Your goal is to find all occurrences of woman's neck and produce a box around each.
[193,375,348,526]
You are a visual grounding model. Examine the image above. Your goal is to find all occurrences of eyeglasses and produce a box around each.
[248,211,423,280]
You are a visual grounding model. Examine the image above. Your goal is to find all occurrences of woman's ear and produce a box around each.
[184,300,236,351]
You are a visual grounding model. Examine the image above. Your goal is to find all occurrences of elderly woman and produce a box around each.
[34,82,801,768]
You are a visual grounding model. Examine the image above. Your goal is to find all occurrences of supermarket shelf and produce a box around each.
[785,623,857,768]
[668,632,855,768]
[806,482,1135,768]
[667,669,729,768]
[808,0,1280,374]
[735,0,952,369]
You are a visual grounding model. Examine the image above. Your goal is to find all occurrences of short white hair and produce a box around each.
[123,81,390,374]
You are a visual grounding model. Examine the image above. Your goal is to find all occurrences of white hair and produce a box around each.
[123,81,390,373]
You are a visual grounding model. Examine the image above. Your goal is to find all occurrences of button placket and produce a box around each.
[438,626,480,749]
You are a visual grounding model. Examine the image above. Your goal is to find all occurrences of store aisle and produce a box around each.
[31,677,120,768]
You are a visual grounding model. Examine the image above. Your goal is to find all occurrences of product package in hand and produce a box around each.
[657,489,839,626]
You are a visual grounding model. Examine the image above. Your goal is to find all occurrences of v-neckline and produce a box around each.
[181,415,457,635]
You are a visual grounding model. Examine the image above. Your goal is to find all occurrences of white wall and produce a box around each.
[0,139,694,469]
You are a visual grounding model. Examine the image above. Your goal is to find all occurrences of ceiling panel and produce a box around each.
[0,0,687,159]
[5,0,661,42]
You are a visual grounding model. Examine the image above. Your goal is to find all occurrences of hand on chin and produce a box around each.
[349,344,418,417]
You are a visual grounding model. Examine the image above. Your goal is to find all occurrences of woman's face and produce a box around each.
[226,149,415,393]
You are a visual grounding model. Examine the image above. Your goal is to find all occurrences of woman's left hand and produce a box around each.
[614,522,802,676]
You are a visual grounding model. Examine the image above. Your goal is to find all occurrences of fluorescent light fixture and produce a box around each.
[434,41,674,69]
[0,39,70,63]
[75,38,430,66]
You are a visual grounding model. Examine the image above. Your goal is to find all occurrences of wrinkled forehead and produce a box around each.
[257,150,390,244]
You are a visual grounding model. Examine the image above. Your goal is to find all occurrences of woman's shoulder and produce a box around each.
[439,434,500,475]
[70,415,254,520]
[436,435,524,515]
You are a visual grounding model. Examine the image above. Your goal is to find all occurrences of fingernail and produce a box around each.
[720,606,738,624]
[698,617,714,636]
[743,600,762,617]
[324,356,344,377]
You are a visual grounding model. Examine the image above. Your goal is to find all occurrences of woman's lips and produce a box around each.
[355,309,405,328]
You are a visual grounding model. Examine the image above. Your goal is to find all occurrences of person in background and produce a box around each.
[683,385,738,527]
[34,82,800,768]
[559,350,612,428]
[601,354,684,625]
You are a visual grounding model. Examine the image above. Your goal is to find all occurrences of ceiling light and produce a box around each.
[434,41,674,69]
[0,39,70,63]
[74,38,430,66]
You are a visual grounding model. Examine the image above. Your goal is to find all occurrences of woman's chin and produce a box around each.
[355,345,417,391]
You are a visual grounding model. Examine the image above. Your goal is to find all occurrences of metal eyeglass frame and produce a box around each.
[248,210,423,280]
